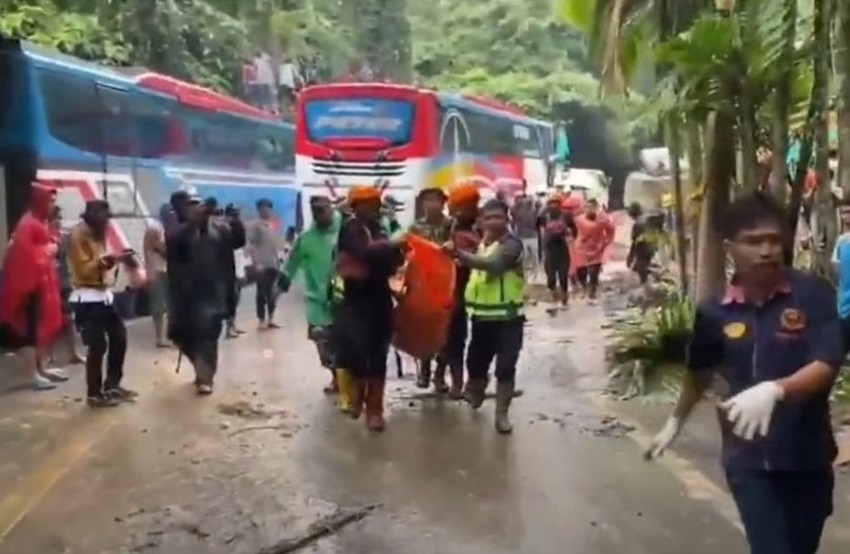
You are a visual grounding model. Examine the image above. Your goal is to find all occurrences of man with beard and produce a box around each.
[443,184,481,399]
[444,199,524,434]
[539,194,578,311]
[166,189,245,395]
[67,200,136,407]
[408,187,452,391]
[334,186,405,431]
[645,192,843,554]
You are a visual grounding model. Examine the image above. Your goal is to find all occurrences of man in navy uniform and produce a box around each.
[645,192,843,554]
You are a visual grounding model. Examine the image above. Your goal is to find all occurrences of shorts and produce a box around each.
[148,271,168,317]
[308,324,335,370]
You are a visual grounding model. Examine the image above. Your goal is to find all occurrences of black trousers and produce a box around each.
[544,252,569,293]
[576,263,602,295]
[466,317,524,384]
[334,298,392,380]
[255,268,278,321]
[727,470,833,554]
[74,302,127,397]
[442,303,468,367]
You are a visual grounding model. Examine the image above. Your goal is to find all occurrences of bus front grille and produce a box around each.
[312,160,405,178]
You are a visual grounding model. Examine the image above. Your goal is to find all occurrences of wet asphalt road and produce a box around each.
[0,288,842,553]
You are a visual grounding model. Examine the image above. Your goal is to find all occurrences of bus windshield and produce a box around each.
[304,98,414,145]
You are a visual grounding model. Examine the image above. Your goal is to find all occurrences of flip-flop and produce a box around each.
[44,368,69,382]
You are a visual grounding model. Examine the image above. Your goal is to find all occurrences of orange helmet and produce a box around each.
[348,185,382,205]
[447,184,480,208]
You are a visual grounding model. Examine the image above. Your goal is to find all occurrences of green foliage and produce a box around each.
[607,286,694,367]
[0,1,129,64]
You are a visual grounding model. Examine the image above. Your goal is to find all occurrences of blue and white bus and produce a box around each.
[0,37,298,277]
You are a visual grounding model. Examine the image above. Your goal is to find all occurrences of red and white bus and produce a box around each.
[295,82,553,226]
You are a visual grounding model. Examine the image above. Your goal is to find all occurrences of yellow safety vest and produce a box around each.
[464,240,525,320]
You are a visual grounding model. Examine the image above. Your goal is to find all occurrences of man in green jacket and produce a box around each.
[278,196,341,394]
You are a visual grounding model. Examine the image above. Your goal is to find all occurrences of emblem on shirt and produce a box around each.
[779,308,806,332]
[723,322,747,339]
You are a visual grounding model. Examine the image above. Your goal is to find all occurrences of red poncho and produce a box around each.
[0,184,64,348]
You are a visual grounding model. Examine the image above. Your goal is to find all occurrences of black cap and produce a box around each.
[481,198,508,214]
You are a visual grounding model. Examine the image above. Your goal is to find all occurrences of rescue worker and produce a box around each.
[278,196,341,395]
[539,194,577,310]
[574,198,614,303]
[334,186,406,431]
[444,199,524,434]
[443,184,481,399]
[166,189,246,395]
[408,187,452,390]
[646,192,843,554]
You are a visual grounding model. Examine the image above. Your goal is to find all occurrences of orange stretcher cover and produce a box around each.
[391,234,457,359]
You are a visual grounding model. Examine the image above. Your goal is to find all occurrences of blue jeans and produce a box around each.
[726,471,833,554]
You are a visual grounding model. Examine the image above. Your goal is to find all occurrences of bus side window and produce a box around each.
[38,69,135,157]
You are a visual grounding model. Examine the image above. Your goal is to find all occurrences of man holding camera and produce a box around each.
[166,190,245,395]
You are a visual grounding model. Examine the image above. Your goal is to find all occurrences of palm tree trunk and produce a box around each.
[694,111,734,302]
[811,0,836,277]
[771,0,797,205]
[838,0,850,201]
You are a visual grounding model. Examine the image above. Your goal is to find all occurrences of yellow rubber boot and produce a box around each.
[336,368,354,414]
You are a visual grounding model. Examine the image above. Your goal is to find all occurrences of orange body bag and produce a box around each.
[391,234,457,359]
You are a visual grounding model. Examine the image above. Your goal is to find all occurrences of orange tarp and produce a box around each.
[392,234,457,359]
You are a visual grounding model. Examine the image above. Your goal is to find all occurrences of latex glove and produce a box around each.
[719,381,784,440]
[643,416,683,460]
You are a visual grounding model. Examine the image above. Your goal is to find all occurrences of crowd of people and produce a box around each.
[0,179,847,552]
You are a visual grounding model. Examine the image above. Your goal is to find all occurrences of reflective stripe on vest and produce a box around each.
[463,239,524,320]
[331,275,345,301]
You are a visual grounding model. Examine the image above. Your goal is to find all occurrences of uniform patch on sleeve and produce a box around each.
[723,322,747,339]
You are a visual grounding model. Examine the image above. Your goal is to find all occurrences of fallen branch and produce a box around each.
[257,504,381,554]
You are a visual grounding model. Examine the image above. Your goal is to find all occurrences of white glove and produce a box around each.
[719,381,784,441]
[644,416,683,460]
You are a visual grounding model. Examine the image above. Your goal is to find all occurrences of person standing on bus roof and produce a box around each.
[333,186,406,432]
[443,199,524,434]
[247,198,282,329]
[408,187,452,392]
[444,184,482,399]
[0,183,66,390]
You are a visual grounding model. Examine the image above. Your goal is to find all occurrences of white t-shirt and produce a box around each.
[254,53,275,86]
[234,248,248,280]
[278,62,298,88]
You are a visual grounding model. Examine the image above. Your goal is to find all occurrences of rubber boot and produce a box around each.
[432,360,449,394]
[448,364,465,400]
[416,358,432,389]
[464,378,487,409]
[336,368,354,414]
[349,380,366,419]
[494,382,514,434]
[365,379,386,432]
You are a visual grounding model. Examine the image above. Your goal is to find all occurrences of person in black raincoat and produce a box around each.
[166,189,245,395]
[333,185,405,432]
